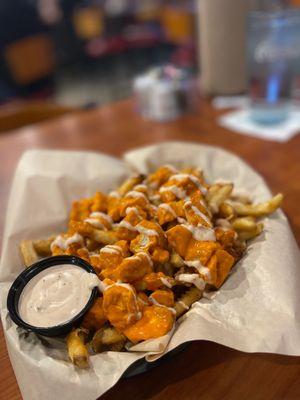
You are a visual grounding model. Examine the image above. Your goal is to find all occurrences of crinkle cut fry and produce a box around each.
[174,287,203,318]
[66,328,89,368]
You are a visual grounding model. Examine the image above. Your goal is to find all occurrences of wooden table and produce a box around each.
[0,99,299,400]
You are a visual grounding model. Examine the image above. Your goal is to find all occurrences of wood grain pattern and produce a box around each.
[0,98,299,400]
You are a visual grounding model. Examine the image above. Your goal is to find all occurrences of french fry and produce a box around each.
[90,326,126,353]
[232,216,257,232]
[108,341,126,352]
[206,183,233,214]
[238,222,264,241]
[218,202,236,219]
[230,193,283,217]
[20,240,39,267]
[117,174,145,196]
[33,236,55,257]
[170,251,185,268]
[174,287,202,318]
[230,194,252,204]
[66,328,89,368]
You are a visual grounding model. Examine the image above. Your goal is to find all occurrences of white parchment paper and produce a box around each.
[1,142,299,400]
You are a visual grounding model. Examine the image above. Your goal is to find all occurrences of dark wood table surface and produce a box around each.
[0,99,299,400]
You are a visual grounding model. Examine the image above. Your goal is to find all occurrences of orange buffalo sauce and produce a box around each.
[102,284,141,331]
[123,305,174,342]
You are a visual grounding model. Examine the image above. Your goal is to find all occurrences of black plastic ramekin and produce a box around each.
[7,255,98,337]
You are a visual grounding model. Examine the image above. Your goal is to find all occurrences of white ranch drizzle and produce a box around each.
[90,212,113,224]
[109,191,120,198]
[137,251,153,266]
[117,220,137,231]
[149,296,176,315]
[199,198,212,217]
[125,191,148,201]
[158,203,177,218]
[133,184,148,191]
[50,233,83,251]
[178,300,189,310]
[181,224,216,242]
[84,218,107,230]
[136,225,159,236]
[184,201,212,227]
[160,277,172,288]
[184,260,211,281]
[100,245,123,255]
[159,185,187,199]
[169,173,208,194]
[100,280,135,294]
[89,252,100,258]
[125,206,140,216]
[127,252,153,267]
[163,164,178,173]
[149,194,161,201]
[176,273,205,290]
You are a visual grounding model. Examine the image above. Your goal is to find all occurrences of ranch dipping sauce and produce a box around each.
[19,264,100,328]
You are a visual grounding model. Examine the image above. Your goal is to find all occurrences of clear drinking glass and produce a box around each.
[247,9,300,124]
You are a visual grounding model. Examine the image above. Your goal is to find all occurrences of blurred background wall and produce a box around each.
[0,0,196,107]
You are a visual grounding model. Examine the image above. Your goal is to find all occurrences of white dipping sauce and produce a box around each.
[19,264,100,328]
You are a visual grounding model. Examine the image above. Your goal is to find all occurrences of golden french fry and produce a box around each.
[230,193,283,217]
[20,240,39,267]
[33,236,55,257]
[66,328,89,368]
[230,194,252,204]
[174,287,202,318]
[218,202,236,219]
[90,326,126,353]
[206,184,234,214]
[108,341,126,352]
[238,222,264,241]
[117,174,145,196]
[170,251,185,268]
[232,216,257,232]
